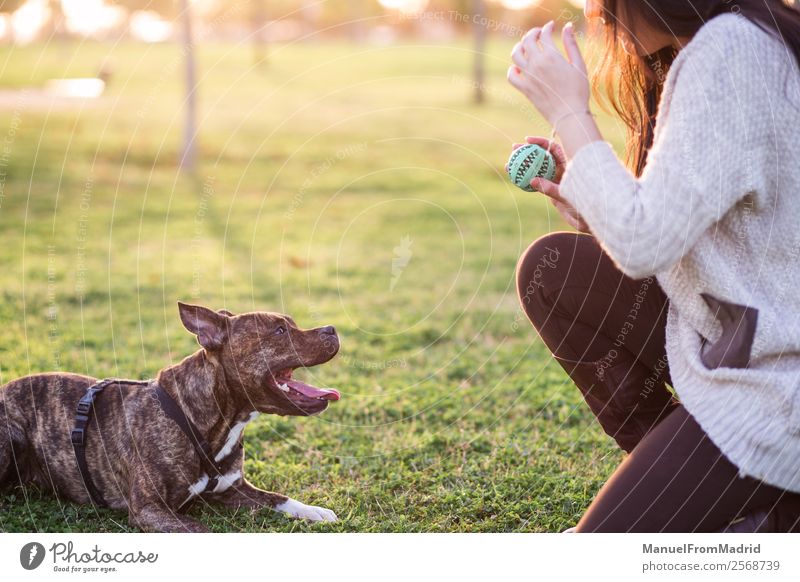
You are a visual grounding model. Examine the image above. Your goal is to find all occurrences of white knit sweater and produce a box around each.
[560,13,800,492]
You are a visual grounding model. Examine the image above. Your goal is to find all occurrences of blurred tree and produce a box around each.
[345,0,369,42]
[178,0,196,171]
[109,0,195,171]
[23,1,69,42]
[251,0,268,66]
[300,0,320,37]
[472,0,486,104]
[0,0,24,12]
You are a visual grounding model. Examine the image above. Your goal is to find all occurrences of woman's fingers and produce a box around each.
[505,135,567,182]
[511,42,527,69]
[521,27,541,46]
[562,22,588,76]
[550,147,567,170]
[525,137,567,182]
[525,136,567,166]
[521,26,542,54]
[509,22,592,126]
[539,21,558,54]
[506,65,524,90]
[525,136,548,147]
[531,178,562,199]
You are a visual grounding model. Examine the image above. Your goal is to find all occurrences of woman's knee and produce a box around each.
[516,231,599,313]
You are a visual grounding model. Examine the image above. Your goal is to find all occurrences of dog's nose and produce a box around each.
[319,325,337,336]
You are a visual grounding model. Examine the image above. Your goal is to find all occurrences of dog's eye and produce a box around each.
[274,325,286,336]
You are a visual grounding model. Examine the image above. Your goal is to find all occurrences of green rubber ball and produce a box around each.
[506,144,556,192]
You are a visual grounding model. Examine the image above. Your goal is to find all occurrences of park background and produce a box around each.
[0,0,631,532]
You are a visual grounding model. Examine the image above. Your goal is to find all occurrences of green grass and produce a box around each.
[0,38,627,532]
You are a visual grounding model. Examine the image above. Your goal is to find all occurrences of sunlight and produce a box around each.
[499,0,542,9]
[10,0,49,45]
[0,15,9,42]
[377,0,430,16]
[129,11,174,43]
[44,78,106,99]
[62,0,126,38]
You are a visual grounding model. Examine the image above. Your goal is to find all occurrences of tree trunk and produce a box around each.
[472,0,486,104]
[180,0,197,172]
[348,0,365,42]
[252,0,267,67]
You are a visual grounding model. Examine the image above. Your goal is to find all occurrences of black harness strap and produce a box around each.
[71,378,150,507]
[153,384,228,494]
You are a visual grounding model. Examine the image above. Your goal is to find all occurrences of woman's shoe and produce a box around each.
[721,500,800,532]
[720,510,774,532]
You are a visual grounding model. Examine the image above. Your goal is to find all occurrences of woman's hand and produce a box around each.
[507,21,590,127]
[508,136,591,233]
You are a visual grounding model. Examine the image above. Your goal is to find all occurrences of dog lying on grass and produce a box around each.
[0,302,341,532]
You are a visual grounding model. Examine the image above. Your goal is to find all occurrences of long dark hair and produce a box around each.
[594,0,800,176]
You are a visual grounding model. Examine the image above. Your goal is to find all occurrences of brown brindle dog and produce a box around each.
[0,302,341,532]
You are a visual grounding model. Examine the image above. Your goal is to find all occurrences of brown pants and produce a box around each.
[517,232,800,532]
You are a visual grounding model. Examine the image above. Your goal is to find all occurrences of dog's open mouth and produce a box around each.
[273,368,340,402]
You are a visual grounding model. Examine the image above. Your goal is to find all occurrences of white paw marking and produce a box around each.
[179,474,210,508]
[187,474,210,497]
[181,469,243,507]
[275,498,338,522]
[212,470,242,493]
[214,411,260,462]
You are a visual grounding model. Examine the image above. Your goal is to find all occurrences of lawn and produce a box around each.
[0,37,627,532]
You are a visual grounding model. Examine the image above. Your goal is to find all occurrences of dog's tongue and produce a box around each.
[287,379,340,401]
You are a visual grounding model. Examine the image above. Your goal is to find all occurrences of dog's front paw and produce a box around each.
[276,498,338,522]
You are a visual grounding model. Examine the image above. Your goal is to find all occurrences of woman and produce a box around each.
[509,0,800,532]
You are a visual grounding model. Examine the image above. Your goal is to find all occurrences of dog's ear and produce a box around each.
[178,301,229,351]
[217,309,235,317]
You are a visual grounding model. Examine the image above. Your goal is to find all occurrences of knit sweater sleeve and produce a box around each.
[559,21,759,279]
